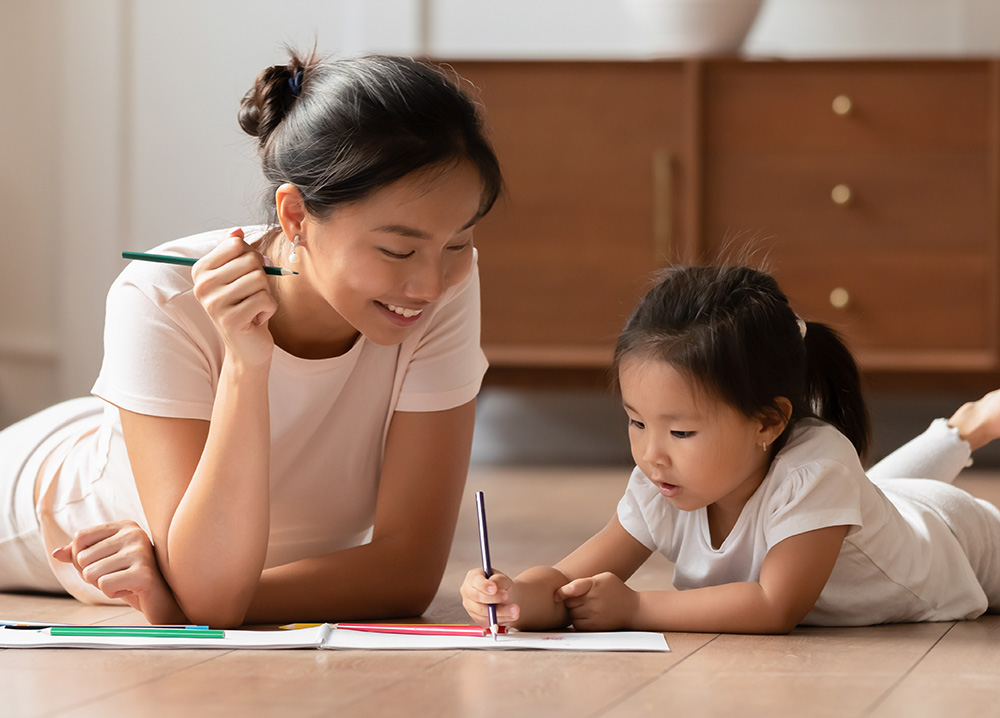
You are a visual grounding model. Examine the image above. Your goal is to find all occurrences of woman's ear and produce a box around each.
[275,183,307,239]
[759,397,793,446]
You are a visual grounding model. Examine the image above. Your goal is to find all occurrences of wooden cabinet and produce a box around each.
[703,61,997,371]
[447,60,1000,381]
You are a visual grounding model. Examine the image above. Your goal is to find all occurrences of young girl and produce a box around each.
[0,50,502,627]
[462,265,1000,633]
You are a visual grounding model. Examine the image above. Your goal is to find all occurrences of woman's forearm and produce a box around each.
[163,358,272,625]
[244,532,454,623]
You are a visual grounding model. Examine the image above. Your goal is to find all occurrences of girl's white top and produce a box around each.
[34,227,488,603]
[618,418,992,625]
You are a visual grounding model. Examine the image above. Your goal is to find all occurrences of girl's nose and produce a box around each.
[643,438,670,469]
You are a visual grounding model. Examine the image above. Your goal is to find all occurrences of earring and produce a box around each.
[288,235,300,264]
[762,441,769,452]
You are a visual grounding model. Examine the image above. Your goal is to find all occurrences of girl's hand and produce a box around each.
[460,568,520,628]
[555,572,639,631]
[191,228,277,370]
[51,521,187,625]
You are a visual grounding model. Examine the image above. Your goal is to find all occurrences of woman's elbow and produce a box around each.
[175,590,252,628]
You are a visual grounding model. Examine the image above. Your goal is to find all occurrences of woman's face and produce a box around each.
[280,161,484,353]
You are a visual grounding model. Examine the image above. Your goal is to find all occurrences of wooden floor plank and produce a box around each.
[868,615,1000,718]
[604,623,953,718]
[55,651,457,718]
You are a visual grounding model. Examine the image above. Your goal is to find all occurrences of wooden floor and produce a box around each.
[3,466,1000,717]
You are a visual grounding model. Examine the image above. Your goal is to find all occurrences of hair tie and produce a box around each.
[796,316,807,339]
[288,70,303,98]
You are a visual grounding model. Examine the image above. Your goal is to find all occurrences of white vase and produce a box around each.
[621,0,766,57]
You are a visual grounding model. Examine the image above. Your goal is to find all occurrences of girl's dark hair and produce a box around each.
[613,265,871,459]
[238,49,502,244]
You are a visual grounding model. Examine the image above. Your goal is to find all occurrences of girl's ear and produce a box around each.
[275,183,308,239]
[759,397,793,446]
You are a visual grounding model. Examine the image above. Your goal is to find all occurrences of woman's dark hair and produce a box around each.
[238,49,502,245]
[613,265,871,459]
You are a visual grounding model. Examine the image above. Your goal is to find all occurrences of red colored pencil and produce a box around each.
[335,623,506,637]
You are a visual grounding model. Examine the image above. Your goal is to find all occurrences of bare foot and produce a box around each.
[948,389,1000,451]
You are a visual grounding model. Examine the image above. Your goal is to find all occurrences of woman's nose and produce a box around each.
[406,257,453,302]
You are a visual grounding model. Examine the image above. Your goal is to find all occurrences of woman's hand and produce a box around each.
[460,568,521,628]
[191,228,277,369]
[555,572,639,631]
[51,521,187,625]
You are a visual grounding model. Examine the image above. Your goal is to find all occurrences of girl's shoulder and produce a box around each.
[781,418,863,468]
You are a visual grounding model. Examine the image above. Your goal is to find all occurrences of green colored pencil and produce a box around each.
[49,626,226,639]
[122,251,298,276]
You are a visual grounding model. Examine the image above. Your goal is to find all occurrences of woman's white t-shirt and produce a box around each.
[617,419,990,625]
[36,227,488,603]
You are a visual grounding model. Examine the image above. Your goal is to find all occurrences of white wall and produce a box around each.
[3,0,1000,429]
[0,1,61,426]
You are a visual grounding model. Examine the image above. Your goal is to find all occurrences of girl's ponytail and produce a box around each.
[801,322,871,459]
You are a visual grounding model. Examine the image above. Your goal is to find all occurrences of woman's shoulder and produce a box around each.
[113,226,267,304]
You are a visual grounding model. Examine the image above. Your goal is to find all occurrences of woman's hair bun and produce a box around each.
[238,48,316,148]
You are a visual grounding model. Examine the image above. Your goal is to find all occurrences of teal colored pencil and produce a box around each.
[49,626,226,639]
[122,251,298,276]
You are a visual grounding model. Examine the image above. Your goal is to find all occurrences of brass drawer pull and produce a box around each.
[831,184,852,206]
[829,287,851,309]
[832,95,853,116]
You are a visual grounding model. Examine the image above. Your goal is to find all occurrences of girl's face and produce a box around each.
[276,161,484,354]
[619,357,779,515]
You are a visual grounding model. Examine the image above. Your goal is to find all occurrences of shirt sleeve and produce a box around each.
[763,459,866,550]
[394,253,489,413]
[91,267,220,421]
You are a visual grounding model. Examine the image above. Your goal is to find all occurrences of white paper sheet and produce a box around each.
[0,624,669,652]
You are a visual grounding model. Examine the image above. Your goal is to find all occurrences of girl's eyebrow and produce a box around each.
[623,401,697,421]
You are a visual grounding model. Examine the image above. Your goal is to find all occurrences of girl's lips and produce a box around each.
[657,481,680,498]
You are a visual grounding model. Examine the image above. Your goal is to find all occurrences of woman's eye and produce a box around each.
[671,431,695,439]
[628,418,645,430]
[447,240,473,252]
[380,249,414,259]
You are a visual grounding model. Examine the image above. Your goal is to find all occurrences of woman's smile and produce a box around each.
[376,300,425,326]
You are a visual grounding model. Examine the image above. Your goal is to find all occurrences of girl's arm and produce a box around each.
[560,520,849,634]
[462,514,653,631]
[242,401,476,623]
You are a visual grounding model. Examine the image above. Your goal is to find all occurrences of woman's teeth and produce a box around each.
[385,303,423,318]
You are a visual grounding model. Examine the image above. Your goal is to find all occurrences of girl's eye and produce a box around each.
[628,418,645,430]
[380,249,414,259]
[671,431,695,439]
[447,240,473,252]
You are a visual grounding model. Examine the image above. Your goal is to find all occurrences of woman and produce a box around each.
[0,50,502,627]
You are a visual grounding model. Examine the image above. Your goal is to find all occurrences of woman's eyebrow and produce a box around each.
[373,214,480,240]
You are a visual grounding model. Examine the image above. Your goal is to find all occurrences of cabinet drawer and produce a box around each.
[704,152,991,253]
[705,62,991,152]
[770,250,994,369]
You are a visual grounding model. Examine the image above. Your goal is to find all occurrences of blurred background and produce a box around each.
[3,0,1000,467]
